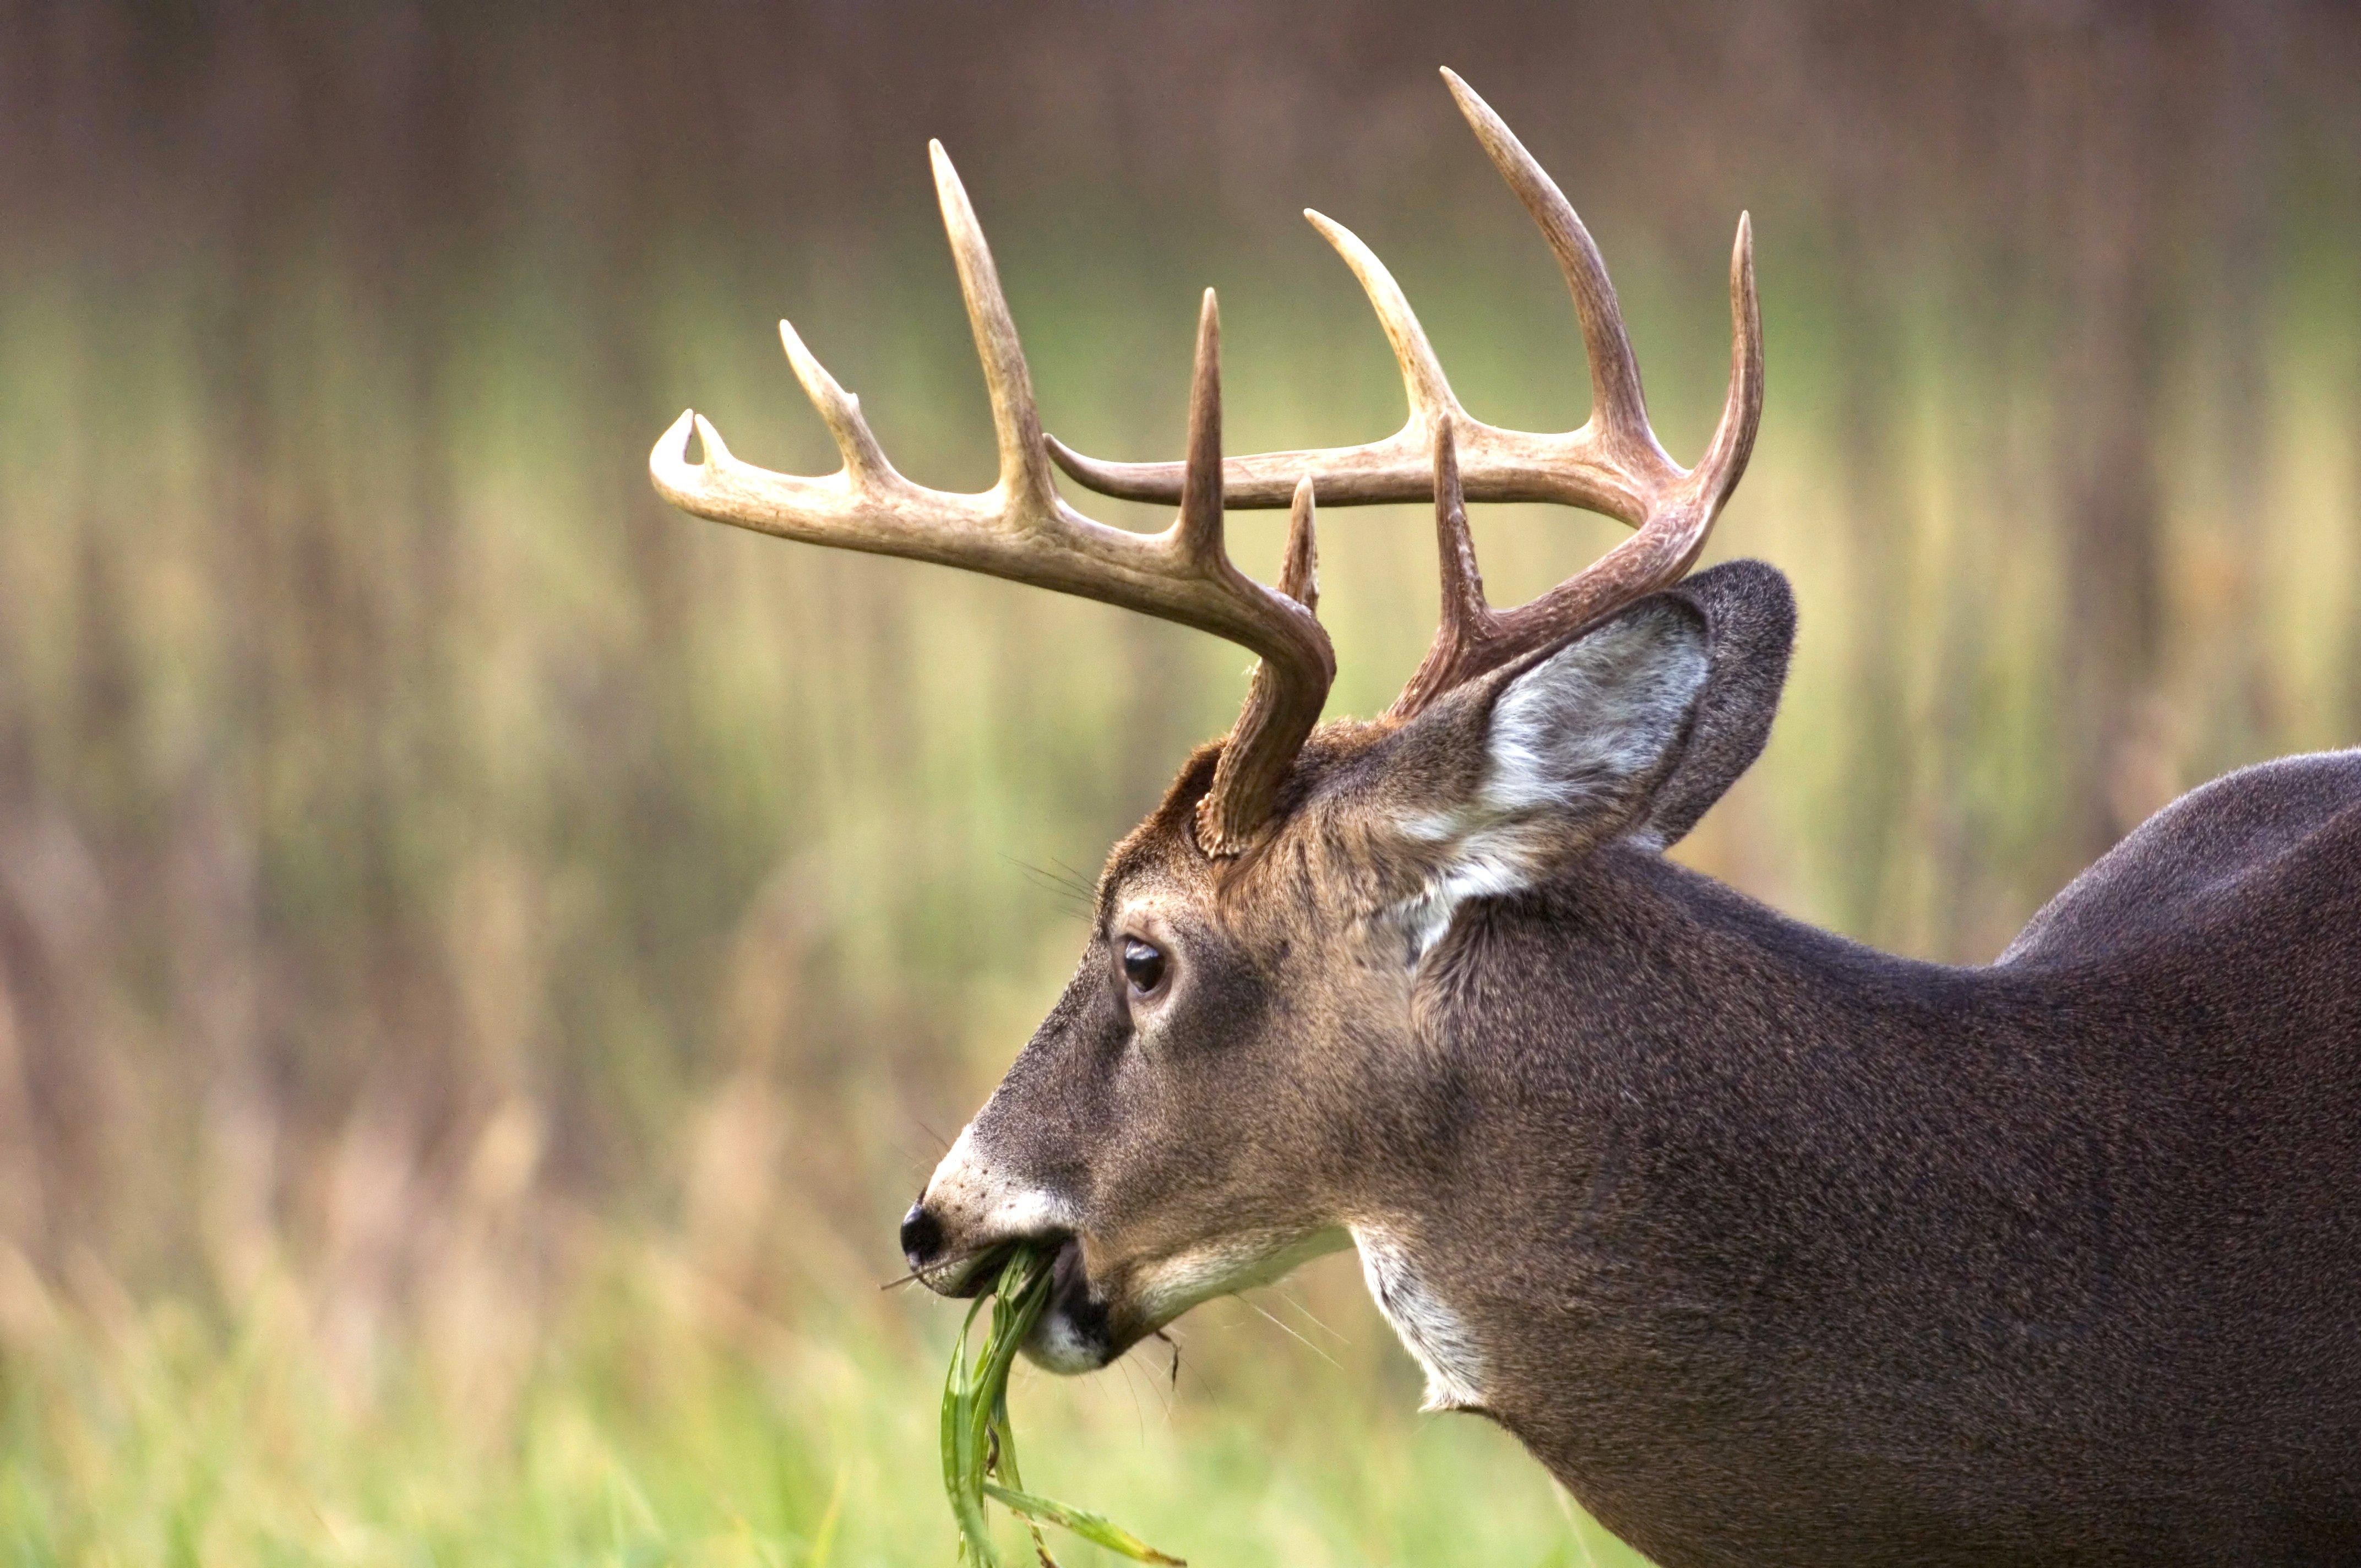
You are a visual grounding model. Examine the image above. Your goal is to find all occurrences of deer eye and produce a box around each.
[1121,937,1167,996]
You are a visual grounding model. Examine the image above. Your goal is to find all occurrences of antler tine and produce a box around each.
[929,141,1062,515]
[651,145,1334,853]
[1438,67,1653,461]
[1384,422,1488,720]
[1276,473,1320,609]
[1696,211,1764,518]
[1175,290,1228,569]
[1303,210,1465,434]
[777,318,894,486]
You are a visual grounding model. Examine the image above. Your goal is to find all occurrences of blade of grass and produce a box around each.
[944,1292,998,1565]
[982,1484,1185,1566]
[939,1246,1182,1567]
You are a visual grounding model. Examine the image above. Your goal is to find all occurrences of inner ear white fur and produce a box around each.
[1392,602,1709,959]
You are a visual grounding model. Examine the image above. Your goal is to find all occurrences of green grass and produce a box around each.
[941,1246,1179,1567]
[0,1246,1647,1568]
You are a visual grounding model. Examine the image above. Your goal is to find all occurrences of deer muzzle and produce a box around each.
[904,1123,1082,1293]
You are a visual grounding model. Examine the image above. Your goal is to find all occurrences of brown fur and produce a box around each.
[909,560,2361,1565]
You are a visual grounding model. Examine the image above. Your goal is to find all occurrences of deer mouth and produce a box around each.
[928,1245,1008,1299]
[919,1234,1116,1370]
[1024,1235,1118,1373]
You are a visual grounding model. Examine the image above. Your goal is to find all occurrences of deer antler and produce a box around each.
[650,143,1334,855]
[1047,69,1762,717]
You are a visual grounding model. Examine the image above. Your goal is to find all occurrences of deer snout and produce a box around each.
[904,1121,1079,1295]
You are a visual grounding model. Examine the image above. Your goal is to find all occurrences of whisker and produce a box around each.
[1273,1286,1349,1343]
[1003,853,1096,911]
[878,1240,1006,1292]
[1553,1482,1605,1568]
[1115,1351,1151,1445]
[1239,1293,1342,1369]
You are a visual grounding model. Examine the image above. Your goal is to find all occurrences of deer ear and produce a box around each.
[1626,559,1796,848]
[1464,597,1710,841]
[1374,561,1792,953]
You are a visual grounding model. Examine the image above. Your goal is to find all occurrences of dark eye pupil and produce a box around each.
[1122,939,1165,993]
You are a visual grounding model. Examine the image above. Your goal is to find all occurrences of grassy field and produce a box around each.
[0,1245,1649,1567]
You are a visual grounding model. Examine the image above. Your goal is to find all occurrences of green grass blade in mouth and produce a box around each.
[939,1245,1185,1567]
[944,1291,997,1564]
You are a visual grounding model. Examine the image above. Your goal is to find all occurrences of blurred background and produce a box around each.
[1,2,2356,1562]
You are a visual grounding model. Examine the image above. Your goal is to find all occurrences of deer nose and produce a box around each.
[900,1202,946,1270]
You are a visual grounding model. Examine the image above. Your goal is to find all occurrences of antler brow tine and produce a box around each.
[1044,68,1764,717]
[650,144,1334,852]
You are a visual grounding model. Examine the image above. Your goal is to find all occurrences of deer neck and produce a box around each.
[1344,841,1982,1435]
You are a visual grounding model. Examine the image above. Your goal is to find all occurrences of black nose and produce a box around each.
[900,1202,945,1268]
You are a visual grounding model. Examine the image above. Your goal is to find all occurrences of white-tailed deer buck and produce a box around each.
[653,70,2361,1568]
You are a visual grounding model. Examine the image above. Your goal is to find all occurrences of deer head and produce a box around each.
[650,69,1763,1374]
